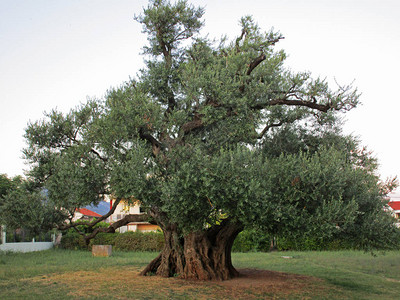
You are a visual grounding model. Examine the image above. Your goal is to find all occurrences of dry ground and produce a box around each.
[26,267,328,299]
[4,250,400,299]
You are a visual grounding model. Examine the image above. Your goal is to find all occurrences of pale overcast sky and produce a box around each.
[1,0,399,182]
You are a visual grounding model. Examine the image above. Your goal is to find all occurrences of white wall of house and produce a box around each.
[118,224,138,233]
[111,201,142,223]
[72,211,83,222]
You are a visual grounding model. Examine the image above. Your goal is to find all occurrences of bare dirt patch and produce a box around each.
[199,268,326,299]
[26,267,327,299]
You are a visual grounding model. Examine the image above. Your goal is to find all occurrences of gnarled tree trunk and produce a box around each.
[140,218,243,280]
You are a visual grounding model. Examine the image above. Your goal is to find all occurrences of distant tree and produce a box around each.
[0,174,12,204]
[0,174,15,239]
[0,174,21,201]
[0,175,65,237]
[0,174,23,220]
[18,0,399,280]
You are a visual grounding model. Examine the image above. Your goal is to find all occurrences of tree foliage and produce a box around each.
[0,175,65,236]
[8,0,399,279]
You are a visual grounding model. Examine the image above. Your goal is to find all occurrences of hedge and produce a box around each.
[274,236,353,251]
[60,232,87,250]
[61,229,367,252]
[90,232,118,248]
[232,229,271,252]
[232,230,358,252]
[61,231,164,251]
[114,231,164,251]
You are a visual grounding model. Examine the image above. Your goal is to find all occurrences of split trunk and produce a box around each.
[140,218,243,280]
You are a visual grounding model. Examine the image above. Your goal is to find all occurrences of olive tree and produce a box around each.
[21,0,398,280]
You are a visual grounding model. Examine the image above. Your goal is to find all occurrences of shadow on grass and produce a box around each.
[326,277,381,295]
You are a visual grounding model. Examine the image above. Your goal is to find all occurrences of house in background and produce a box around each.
[73,199,159,233]
[75,208,101,220]
[387,191,400,227]
[74,201,110,221]
[108,199,159,233]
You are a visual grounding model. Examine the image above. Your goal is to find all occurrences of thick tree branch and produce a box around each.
[181,118,203,135]
[258,121,283,139]
[89,148,108,163]
[251,98,332,113]
[59,198,122,231]
[239,53,267,93]
[139,127,162,156]
[60,199,157,245]
[269,98,331,112]
[147,206,172,230]
[246,53,266,76]
[235,29,247,53]
[165,94,176,116]
[157,28,172,67]
[84,213,155,242]
[266,36,284,47]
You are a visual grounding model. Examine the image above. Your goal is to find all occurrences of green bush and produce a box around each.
[60,232,87,250]
[275,235,355,251]
[114,231,164,251]
[232,229,362,252]
[62,228,361,252]
[232,229,271,252]
[325,239,353,250]
[89,232,118,249]
[64,221,109,235]
[61,231,165,251]
[232,231,255,252]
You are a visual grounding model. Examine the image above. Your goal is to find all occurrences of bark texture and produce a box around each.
[140,218,243,280]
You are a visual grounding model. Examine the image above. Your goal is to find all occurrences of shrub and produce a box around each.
[64,221,109,235]
[89,233,118,249]
[60,232,87,250]
[233,229,362,252]
[326,239,353,250]
[232,229,271,252]
[114,231,164,251]
[275,235,355,251]
[61,230,165,251]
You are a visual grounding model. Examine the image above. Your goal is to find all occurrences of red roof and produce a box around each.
[78,208,102,217]
[388,201,400,211]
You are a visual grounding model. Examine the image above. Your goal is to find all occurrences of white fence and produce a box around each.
[0,226,54,253]
[0,241,54,252]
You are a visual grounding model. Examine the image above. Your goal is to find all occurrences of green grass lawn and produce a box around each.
[0,249,399,299]
[234,251,400,299]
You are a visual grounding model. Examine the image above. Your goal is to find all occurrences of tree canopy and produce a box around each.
[4,0,399,280]
[0,174,65,236]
